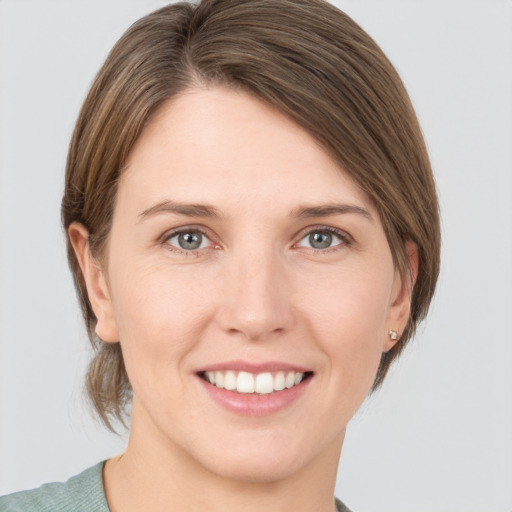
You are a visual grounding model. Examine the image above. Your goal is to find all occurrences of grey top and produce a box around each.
[0,462,352,511]
[0,463,109,512]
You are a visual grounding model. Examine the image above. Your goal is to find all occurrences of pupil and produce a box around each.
[179,232,202,250]
[309,232,332,249]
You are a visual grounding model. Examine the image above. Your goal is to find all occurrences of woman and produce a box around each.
[0,0,439,510]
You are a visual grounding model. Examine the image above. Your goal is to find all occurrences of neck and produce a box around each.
[103,406,344,512]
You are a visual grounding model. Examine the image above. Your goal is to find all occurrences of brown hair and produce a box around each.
[62,0,440,430]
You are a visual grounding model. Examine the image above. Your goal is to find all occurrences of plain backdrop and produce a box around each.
[0,1,511,511]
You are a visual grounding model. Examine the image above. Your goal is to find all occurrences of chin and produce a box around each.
[183,426,330,485]
[201,449,305,484]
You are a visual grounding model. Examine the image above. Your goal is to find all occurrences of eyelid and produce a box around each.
[160,225,219,253]
[294,225,353,250]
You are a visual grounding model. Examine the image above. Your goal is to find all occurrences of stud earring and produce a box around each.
[388,330,399,341]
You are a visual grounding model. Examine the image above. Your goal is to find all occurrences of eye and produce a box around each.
[297,228,348,250]
[166,229,211,251]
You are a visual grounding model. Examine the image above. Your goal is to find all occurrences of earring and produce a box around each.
[388,330,399,341]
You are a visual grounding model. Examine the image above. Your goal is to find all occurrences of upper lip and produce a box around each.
[196,360,312,374]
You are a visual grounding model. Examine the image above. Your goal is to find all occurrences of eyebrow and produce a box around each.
[138,200,221,221]
[138,200,373,222]
[292,203,373,221]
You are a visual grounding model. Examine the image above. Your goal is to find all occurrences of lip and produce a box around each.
[195,361,313,416]
[196,360,311,374]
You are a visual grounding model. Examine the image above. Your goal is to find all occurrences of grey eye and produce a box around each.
[167,230,209,251]
[308,232,333,249]
[298,229,345,250]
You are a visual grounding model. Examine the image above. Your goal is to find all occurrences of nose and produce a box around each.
[215,247,295,341]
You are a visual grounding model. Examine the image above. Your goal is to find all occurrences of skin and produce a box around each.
[70,86,415,512]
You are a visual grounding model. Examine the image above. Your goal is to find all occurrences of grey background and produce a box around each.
[0,1,511,511]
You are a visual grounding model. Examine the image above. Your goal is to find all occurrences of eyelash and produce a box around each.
[162,227,218,256]
[295,226,352,253]
[161,225,352,255]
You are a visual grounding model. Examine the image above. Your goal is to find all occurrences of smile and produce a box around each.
[199,370,313,395]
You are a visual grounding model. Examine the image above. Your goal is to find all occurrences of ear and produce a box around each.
[68,222,119,343]
[383,240,418,352]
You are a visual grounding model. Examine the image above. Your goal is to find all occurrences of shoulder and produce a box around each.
[0,462,109,512]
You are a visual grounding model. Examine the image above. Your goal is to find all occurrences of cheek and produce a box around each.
[301,262,393,380]
[107,259,213,372]
[107,263,214,417]
[305,261,393,336]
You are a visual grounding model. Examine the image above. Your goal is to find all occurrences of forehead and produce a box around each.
[119,86,373,217]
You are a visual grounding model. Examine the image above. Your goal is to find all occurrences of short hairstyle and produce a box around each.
[62,0,440,430]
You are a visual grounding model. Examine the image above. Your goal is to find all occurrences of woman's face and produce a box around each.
[76,87,411,482]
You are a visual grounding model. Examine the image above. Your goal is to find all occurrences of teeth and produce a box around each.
[274,371,285,391]
[237,372,255,393]
[255,373,274,394]
[215,371,224,389]
[224,371,236,390]
[204,370,308,394]
[285,371,295,389]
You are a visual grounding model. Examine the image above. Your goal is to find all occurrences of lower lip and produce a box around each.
[197,375,312,416]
